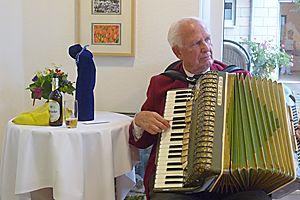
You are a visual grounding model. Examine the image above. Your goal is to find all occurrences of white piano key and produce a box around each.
[157,164,182,170]
[156,161,182,166]
[160,140,183,145]
[157,157,182,163]
[154,183,183,188]
[155,178,184,184]
[155,171,184,177]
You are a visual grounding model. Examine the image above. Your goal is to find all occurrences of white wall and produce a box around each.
[0,0,24,145]
[224,0,251,42]
[0,0,198,150]
[94,0,200,112]
[251,0,280,43]
[0,0,223,151]
[22,0,77,103]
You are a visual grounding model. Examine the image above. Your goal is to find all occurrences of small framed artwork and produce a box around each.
[92,23,121,45]
[92,0,121,15]
[75,0,135,56]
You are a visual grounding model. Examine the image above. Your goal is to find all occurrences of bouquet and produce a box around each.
[27,65,76,105]
[241,39,291,79]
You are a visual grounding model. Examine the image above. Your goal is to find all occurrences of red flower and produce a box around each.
[32,87,44,106]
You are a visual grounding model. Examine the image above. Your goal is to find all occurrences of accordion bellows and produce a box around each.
[154,71,299,197]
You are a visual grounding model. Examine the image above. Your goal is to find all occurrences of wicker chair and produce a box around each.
[222,39,251,71]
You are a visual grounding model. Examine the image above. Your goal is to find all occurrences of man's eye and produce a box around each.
[205,38,211,43]
[192,41,201,47]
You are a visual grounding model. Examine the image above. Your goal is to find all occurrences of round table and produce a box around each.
[0,111,136,200]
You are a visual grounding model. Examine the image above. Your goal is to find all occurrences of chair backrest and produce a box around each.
[222,39,251,71]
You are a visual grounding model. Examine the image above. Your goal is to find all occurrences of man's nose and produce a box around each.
[200,41,210,52]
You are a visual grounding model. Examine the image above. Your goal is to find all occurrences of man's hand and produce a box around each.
[134,111,170,135]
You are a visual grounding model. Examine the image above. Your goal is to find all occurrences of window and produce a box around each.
[224,0,236,27]
[280,15,287,41]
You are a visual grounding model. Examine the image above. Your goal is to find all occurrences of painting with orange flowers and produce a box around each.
[76,0,135,56]
[92,23,121,45]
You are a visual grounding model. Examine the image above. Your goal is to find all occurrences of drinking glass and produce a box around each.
[64,99,78,128]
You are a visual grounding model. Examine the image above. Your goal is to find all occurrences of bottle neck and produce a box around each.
[52,77,59,91]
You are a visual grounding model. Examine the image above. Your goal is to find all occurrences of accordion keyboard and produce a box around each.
[291,105,300,164]
[154,89,193,189]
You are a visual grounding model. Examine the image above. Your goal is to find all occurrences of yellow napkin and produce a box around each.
[13,103,50,126]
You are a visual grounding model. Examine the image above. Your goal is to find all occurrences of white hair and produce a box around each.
[167,17,208,48]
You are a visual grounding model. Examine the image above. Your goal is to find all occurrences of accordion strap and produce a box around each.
[161,60,244,84]
[222,64,244,73]
[160,70,189,82]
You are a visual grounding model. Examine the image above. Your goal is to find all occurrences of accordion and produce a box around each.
[154,71,300,198]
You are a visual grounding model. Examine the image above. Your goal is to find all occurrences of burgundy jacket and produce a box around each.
[128,60,249,199]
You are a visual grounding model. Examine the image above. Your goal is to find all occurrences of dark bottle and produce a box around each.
[49,74,63,126]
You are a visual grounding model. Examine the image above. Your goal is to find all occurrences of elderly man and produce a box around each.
[129,17,272,200]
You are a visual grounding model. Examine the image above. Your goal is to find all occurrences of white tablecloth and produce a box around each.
[0,111,136,200]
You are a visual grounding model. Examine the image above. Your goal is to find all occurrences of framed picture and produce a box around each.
[75,0,135,56]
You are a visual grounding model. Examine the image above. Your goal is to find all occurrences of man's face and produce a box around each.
[173,22,214,75]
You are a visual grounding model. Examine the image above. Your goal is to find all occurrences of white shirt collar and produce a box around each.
[182,64,210,77]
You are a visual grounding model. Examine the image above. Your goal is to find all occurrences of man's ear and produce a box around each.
[172,46,182,59]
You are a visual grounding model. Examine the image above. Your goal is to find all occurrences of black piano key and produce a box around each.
[172,125,186,130]
[167,162,182,166]
[175,94,191,98]
[175,90,192,95]
[175,99,189,103]
[168,154,181,158]
[169,145,182,149]
[173,116,185,121]
[166,175,184,179]
[173,110,186,114]
[174,105,187,109]
[165,180,184,184]
[172,121,185,125]
[166,167,183,171]
[171,132,184,137]
[169,149,182,154]
[170,138,184,142]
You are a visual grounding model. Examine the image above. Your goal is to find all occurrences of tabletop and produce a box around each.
[0,111,136,200]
